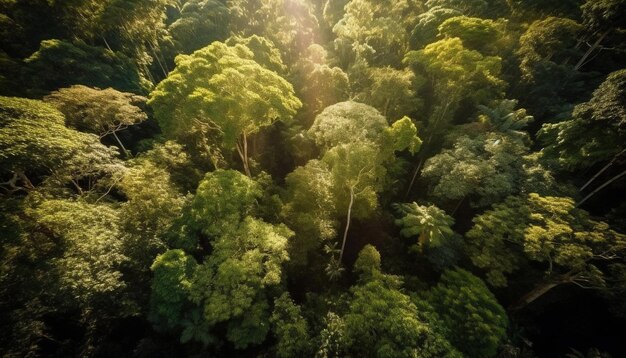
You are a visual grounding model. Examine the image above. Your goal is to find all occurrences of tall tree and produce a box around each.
[148,41,301,176]
[466,193,626,310]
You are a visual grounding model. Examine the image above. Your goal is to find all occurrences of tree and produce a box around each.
[342,262,462,357]
[421,132,527,208]
[22,39,146,95]
[228,0,319,65]
[270,293,311,358]
[282,159,338,264]
[308,101,388,151]
[438,16,504,55]
[394,202,455,248]
[0,96,119,194]
[425,268,508,358]
[116,159,186,270]
[410,6,462,49]
[466,193,626,310]
[575,0,626,71]
[538,69,626,206]
[515,17,587,119]
[333,0,417,67]
[355,66,423,120]
[148,41,301,176]
[353,244,382,281]
[45,85,148,155]
[149,249,197,330]
[168,0,229,54]
[291,44,349,123]
[323,142,386,263]
[188,217,293,348]
[404,37,506,194]
[538,69,626,171]
[185,169,262,239]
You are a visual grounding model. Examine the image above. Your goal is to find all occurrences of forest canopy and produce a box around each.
[0,0,625,357]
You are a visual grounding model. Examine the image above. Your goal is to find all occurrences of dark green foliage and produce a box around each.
[2,0,626,356]
[426,268,508,358]
[23,39,146,95]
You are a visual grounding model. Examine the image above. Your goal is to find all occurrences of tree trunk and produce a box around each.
[339,186,355,263]
[574,30,610,71]
[579,149,625,191]
[508,281,561,311]
[112,131,130,157]
[101,35,113,52]
[236,133,251,177]
[577,169,626,207]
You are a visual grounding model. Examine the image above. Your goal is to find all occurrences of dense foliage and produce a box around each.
[1,0,625,357]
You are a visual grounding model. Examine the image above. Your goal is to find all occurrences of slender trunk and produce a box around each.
[149,41,168,77]
[404,157,424,199]
[509,281,561,311]
[577,170,626,207]
[101,35,113,52]
[383,98,390,118]
[339,186,355,263]
[405,100,452,197]
[236,133,251,177]
[575,30,610,71]
[580,149,625,191]
[112,131,130,157]
[452,196,465,216]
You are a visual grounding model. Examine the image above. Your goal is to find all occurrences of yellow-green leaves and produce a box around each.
[467,193,626,287]
[148,40,301,163]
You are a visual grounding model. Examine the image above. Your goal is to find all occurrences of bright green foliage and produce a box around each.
[30,199,128,307]
[353,244,382,280]
[45,85,147,137]
[309,101,422,155]
[405,38,505,138]
[117,160,186,267]
[225,35,287,74]
[169,0,229,54]
[438,16,503,54]
[426,268,508,358]
[270,293,311,358]
[394,202,455,248]
[322,142,386,220]
[23,39,145,95]
[0,96,119,193]
[148,40,301,174]
[283,159,338,263]
[410,6,462,49]
[188,217,292,348]
[333,0,416,66]
[466,193,626,287]
[384,116,423,154]
[316,312,347,358]
[538,69,626,170]
[228,0,319,64]
[308,101,388,151]
[355,67,423,120]
[293,44,350,120]
[405,37,504,105]
[149,249,197,330]
[187,169,262,237]
[343,278,462,358]
[422,133,527,207]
